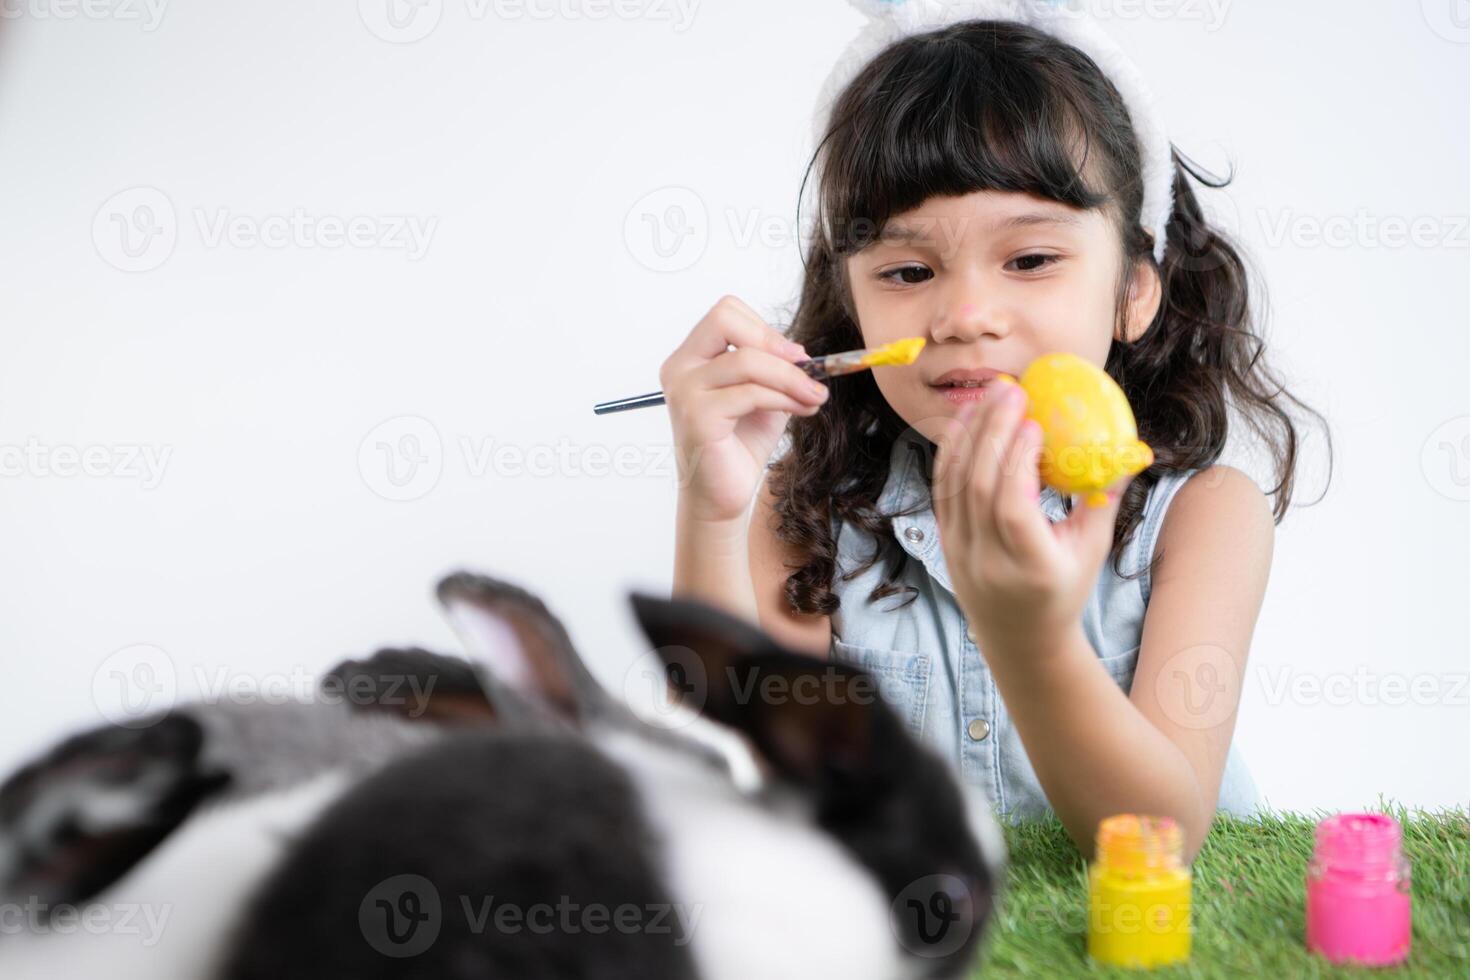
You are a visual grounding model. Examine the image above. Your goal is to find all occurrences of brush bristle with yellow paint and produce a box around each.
[797,336,926,379]
[591,337,927,415]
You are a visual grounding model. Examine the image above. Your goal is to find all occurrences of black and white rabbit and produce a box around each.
[219,573,1008,979]
[0,572,1007,979]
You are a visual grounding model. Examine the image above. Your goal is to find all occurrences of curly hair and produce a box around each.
[766,19,1332,616]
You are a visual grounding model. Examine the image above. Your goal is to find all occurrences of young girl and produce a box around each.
[659,8,1327,861]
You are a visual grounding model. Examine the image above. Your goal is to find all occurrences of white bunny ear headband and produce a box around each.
[812,0,1176,263]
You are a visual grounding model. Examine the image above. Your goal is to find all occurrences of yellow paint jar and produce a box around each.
[1087,814,1192,968]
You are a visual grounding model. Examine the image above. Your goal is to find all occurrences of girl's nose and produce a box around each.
[932,291,1013,344]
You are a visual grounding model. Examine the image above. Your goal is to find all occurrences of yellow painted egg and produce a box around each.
[998,352,1153,507]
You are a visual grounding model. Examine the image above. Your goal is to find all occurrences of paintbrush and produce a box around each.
[592,337,926,415]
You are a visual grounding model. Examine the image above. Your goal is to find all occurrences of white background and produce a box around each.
[1,1,1466,813]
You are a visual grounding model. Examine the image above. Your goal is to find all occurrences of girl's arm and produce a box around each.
[663,295,829,620]
[987,464,1273,862]
[672,496,760,622]
[672,474,831,658]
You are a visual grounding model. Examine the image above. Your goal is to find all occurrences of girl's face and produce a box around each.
[844,189,1160,432]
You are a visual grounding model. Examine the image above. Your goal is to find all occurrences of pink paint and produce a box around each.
[1305,813,1412,966]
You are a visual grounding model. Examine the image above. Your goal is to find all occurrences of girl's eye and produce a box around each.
[1008,253,1059,272]
[877,265,933,285]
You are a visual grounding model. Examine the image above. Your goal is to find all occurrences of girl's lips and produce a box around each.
[932,384,996,405]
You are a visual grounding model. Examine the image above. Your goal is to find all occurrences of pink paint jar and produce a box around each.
[1305,812,1412,966]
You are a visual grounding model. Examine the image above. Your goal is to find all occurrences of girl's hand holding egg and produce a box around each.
[933,353,1151,659]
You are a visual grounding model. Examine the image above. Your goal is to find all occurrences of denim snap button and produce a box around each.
[903,526,924,544]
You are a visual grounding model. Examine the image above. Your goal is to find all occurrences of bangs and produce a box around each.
[815,22,1118,255]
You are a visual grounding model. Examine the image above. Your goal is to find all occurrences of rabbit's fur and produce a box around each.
[0,571,1006,979]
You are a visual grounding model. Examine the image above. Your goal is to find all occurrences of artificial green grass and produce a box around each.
[973,800,1470,978]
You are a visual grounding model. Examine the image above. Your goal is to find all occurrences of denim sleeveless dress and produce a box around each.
[824,430,1262,821]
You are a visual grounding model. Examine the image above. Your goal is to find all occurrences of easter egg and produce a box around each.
[1001,352,1153,507]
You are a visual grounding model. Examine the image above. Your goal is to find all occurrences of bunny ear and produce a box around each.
[320,647,498,725]
[628,591,895,786]
[434,571,608,729]
[0,714,230,914]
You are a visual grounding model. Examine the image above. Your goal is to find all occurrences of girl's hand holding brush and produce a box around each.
[659,296,829,525]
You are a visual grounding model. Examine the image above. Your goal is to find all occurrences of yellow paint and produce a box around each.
[860,336,926,367]
[1088,814,1192,968]
[1002,352,1153,507]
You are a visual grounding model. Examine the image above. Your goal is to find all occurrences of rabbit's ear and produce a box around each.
[629,592,892,785]
[435,571,606,726]
[0,713,230,914]
[321,646,497,725]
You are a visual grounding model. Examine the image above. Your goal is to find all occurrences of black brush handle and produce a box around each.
[593,359,823,415]
[592,390,668,415]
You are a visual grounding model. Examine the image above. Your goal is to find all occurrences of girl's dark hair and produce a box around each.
[767,19,1332,615]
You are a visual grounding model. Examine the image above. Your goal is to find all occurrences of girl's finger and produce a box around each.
[667,296,806,374]
[1055,472,1132,567]
[695,383,820,433]
[992,417,1058,565]
[933,408,975,512]
[691,347,828,406]
[934,405,978,542]
[962,383,1029,535]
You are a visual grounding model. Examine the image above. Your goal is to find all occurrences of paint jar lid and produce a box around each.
[1312,812,1406,876]
[1095,814,1184,875]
